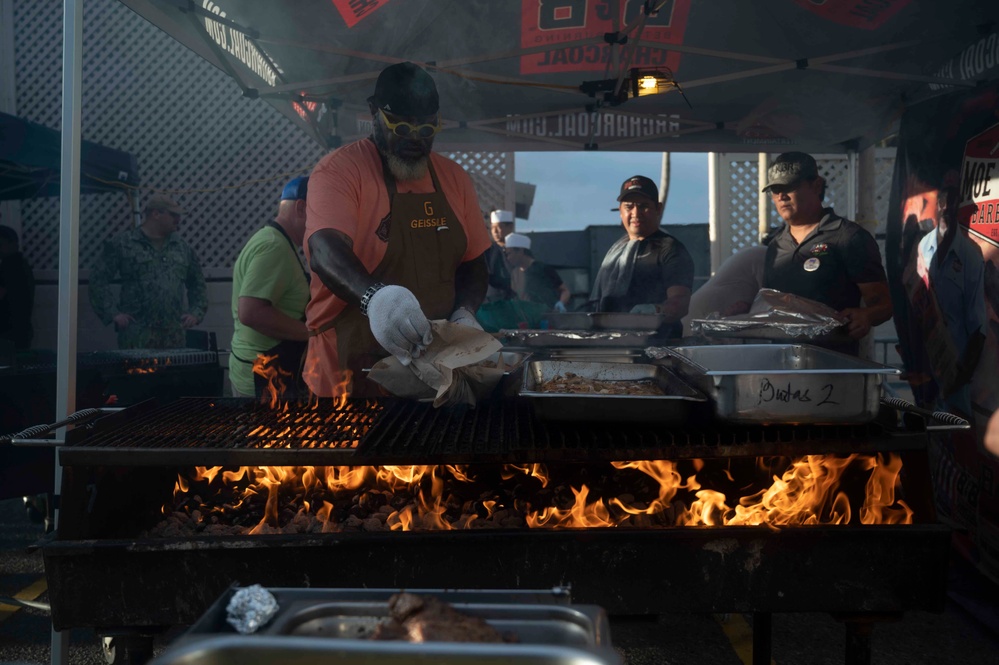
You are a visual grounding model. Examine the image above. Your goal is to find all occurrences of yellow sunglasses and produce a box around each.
[378,108,441,139]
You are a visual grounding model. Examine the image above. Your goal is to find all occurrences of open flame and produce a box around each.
[153,455,913,536]
[251,353,352,410]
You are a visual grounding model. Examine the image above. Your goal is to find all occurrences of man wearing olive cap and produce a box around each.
[304,62,491,397]
[90,194,207,349]
[761,152,892,354]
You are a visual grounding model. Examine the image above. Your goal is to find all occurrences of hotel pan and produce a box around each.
[520,360,706,423]
[654,344,900,425]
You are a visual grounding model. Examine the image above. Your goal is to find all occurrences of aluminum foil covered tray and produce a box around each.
[501,329,663,348]
[545,312,669,332]
[650,344,900,425]
[520,360,706,423]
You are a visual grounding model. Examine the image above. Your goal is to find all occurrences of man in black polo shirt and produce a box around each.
[761,152,892,353]
[590,175,694,337]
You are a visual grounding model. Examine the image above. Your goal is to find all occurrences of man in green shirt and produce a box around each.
[89,195,207,349]
[229,177,311,398]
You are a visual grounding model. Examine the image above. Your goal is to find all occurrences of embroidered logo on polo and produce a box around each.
[810,243,829,256]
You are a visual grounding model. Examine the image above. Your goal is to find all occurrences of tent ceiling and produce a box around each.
[119,0,999,153]
[0,111,139,201]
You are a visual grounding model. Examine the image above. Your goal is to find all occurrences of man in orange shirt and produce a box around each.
[304,62,491,397]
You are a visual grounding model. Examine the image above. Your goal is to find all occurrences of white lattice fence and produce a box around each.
[449,151,509,219]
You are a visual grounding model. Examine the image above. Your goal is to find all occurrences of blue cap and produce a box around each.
[281,176,309,201]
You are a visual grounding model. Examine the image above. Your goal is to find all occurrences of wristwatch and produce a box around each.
[359,283,386,317]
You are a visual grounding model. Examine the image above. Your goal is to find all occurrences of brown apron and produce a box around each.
[313,151,468,396]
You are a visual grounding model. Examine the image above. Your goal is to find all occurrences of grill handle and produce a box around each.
[880,396,970,431]
[2,408,107,446]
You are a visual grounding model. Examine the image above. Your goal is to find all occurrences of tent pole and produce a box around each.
[708,152,720,275]
[758,152,769,242]
[52,0,82,660]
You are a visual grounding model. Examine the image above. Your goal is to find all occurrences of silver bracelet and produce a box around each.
[359,283,386,317]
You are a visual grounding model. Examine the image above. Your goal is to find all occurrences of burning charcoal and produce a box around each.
[359,491,386,512]
[348,504,367,519]
[361,517,383,532]
[377,504,394,515]
[344,515,363,529]
[617,493,635,505]
[490,509,509,523]
[500,516,525,528]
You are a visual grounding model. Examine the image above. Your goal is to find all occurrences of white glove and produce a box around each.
[629,304,659,314]
[366,285,432,366]
[449,306,483,330]
[553,301,568,313]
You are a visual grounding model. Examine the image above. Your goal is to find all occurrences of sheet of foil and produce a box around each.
[690,289,847,338]
[225,585,279,634]
[501,329,658,340]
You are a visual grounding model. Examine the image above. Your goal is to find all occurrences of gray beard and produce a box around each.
[373,123,429,181]
[385,152,429,181]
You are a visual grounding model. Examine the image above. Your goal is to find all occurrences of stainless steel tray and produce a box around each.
[656,344,900,425]
[272,601,604,648]
[501,329,663,348]
[520,360,706,423]
[151,635,621,665]
[546,312,668,332]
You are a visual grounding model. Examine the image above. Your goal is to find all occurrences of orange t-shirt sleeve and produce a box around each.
[305,147,364,244]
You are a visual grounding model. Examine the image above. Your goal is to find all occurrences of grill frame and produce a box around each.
[42,524,950,632]
[44,394,951,663]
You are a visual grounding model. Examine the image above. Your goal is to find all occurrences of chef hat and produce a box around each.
[504,233,531,250]
[490,210,515,224]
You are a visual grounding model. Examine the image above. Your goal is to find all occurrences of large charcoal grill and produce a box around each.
[45,396,950,665]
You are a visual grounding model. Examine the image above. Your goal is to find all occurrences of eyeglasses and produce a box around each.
[378,108,440,139]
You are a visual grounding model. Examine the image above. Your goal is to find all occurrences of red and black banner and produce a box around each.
[887,82,999,581]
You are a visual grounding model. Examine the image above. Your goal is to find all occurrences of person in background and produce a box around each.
[484,209,515,302]
[89,194,208,349]
[229,176,311,398]
[681,244,766,336]
[304,61,491,397]
[986,410,999,458]
[915,185,985,419]
[761,152,891,355]
[0,225,35,350]
[590,175,694,337]
[502,233,570,313]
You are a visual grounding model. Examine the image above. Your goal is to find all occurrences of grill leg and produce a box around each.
[833,613,901,665]
[752,612,772,665]
[842,619,872,665]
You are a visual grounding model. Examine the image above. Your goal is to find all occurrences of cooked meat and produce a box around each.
[540,372,663,396]
[372,592,513,643]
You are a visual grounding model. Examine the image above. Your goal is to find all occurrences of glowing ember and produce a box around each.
[147,455,913,537]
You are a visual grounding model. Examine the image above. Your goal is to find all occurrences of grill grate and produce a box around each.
[63,397,924,466]
[356,399,920,462]
[72,397,383,450]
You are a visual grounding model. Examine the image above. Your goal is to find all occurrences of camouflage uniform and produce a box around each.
[89,227,208,349]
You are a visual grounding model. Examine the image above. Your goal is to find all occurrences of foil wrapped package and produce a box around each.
[690,289,848,340]
[225,585,279,634]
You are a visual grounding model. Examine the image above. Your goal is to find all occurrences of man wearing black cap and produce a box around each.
[589,175,694,338]
[761,152,892,352]
[304,62,491,397]
[229,176,311,398]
